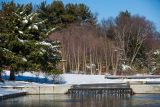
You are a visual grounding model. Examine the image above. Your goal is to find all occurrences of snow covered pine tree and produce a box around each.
[0,2,61,80]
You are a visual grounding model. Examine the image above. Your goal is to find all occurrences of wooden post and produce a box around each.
[60,59,66,73]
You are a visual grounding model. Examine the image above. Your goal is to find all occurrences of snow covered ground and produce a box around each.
[61,74,125,84]
[61,74,160,84]
[4,70,140,84]
[1,70,125,85]
[1,70,160,86]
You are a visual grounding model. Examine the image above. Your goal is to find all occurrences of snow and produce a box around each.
[0,88,26,96]
[153,50,160,55]
[22,57,27,62]
[28,25,38,30]
[29,13,38,21]
[17,38,28,43]
[35,20,46,25]
[53,54,57,57]
[50,27,56,32]
[1,69,160,96]
[121,64,131,71]
[18,38,24,42]
[52,45,59,48]
[22,19,28,24]
[2,48,9,52]
[1,70,124,85]
[15,26,18,29]
[41,48,46,52]
[3,70,10,75]
[1,70,160,86]
[28,26,32,30]
[36,41,59,49]
[23,16,27,20]
[2,48,12,53]
[20,12,23,15]
[32,25,38,30]
[61,74,124,85]
[38,41,51,46]
[18,30,23,34]
[22,72,34,77]
[39,52,43,55]
[46,28,56,35]
[52,41,60,44]
[18,38,24,43]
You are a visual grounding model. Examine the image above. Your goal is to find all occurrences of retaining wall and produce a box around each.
[1,85,72,94]
[130,84,160,94]
[2,83,160,94]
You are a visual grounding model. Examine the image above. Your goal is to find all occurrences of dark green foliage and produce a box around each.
[37,0,96,28]
[0,1,62,80]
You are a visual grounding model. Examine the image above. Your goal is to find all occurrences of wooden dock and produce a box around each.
[67,83,133,96]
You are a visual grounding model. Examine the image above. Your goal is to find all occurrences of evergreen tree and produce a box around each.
[77,3,96,23]
[37,0,65,28]
[37,0,96,28]
[0,1,61,80]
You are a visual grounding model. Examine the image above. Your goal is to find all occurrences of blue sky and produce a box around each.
[2,0,160,30]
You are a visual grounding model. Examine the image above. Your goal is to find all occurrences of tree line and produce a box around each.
[50,11,160,75]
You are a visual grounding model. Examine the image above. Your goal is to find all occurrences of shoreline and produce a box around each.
[1,74,160,100]
[1,82,160,100]
[1,81,160,95]
[0,88,27,100]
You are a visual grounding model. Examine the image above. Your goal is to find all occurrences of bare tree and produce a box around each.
[50,22,115,74]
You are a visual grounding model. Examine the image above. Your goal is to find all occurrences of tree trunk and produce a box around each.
[0,72,2,81]
[90,49,93,75]
[0,67,4,82]
[9,70,15,81]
